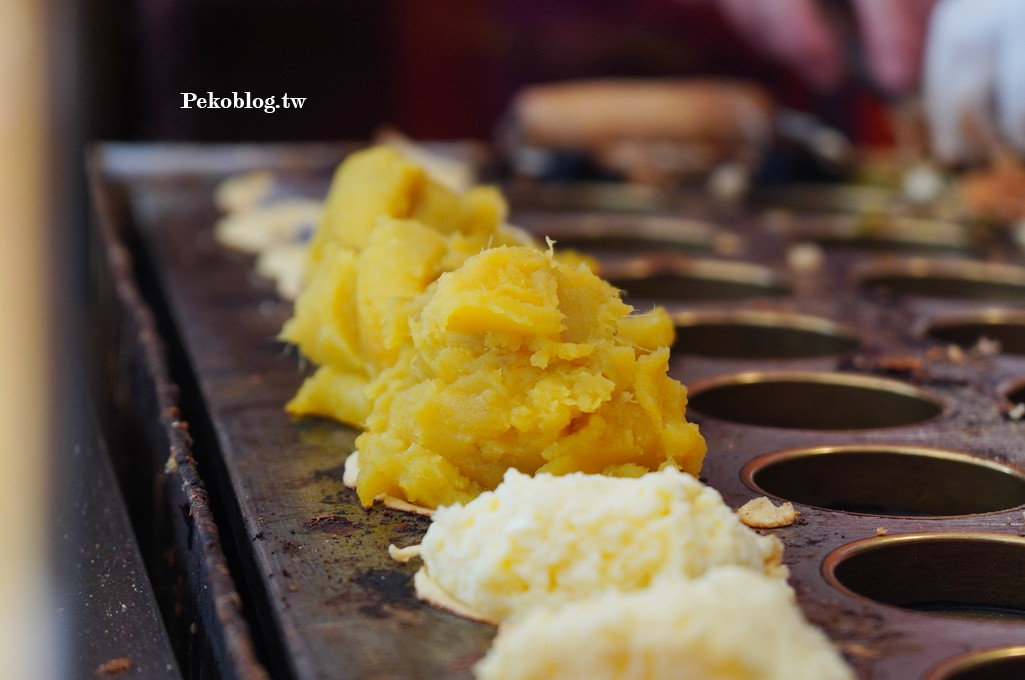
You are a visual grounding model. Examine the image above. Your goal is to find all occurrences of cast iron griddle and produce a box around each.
[95,143,1025,680]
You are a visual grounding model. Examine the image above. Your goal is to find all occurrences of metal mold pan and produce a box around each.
[742,445,1025,517]
[603,257,791,304]
[824,533,1025,622]
[855,258,1025,302]
[783,214,975,254]
[925,646,1025,680]
[752,183,904,214]
[504,181,677,213]
[925,309,1025,354]
[671,310,859,359]
[513,213,733,257]
[92,143,1025,680]
[687,371,947,430]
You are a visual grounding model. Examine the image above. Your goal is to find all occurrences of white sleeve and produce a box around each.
[924,0,1025,162]
[995,2,1025,152]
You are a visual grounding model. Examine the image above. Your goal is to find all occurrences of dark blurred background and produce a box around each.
[79,0,895,146]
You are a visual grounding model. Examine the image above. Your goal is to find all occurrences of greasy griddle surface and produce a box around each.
[114,144,1025,680]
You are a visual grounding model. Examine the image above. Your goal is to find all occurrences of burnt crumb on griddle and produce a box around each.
[838,643,881,660]
[844,353,926,378]
[357,568,414,598]
[789,535,824,548]
[844,351,980,387]
[388,520,430,545]
[94,658,133,676]
[312,462,349,483]
[344,568,421,618]
[384,512,430,533]
[303,513,360,535]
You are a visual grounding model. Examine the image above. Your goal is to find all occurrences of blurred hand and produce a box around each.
[924,0,1025,164]
[702,0,935,94]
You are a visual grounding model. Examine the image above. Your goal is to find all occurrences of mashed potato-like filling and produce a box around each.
[353,247,704,509]
[473,566,854,680]
[280,145,702,510]
[280,146,536,427]
[411,468,781,621]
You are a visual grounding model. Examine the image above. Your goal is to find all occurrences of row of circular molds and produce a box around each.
[592,256,1025,306]
[683,366,1025,432]
[829,532,1025,679]
[741,445,1025,680]
[520,211,984,259]
[744,444,1025,517]
[671,308,1025,359]
[684,369,1025,429]
[513,203,1025,303]
[510,190,1025,678]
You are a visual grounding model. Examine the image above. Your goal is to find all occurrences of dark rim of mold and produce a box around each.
[686,371,946,430]
[998,375,1025,415]
[824,533,1025,623]
[854,258,1025,301]
[741,445,1025,517]
[754,183,902,214]
[924,309,1025,354]
[924,645,1025,680]
[505,181,675,213]
[515,214,724,254]
[785,214,973,252]
[604,257,791,303]
[670,310,860,359]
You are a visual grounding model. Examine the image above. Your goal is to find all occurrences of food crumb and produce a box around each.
[945,344,967,364]
[786,242,824,274]
[737,497,798,528]
[971,336,1001,358]
[94,658,133,676]
[874,355,924,376]
[875,527,888,536]
[388,543,422,563]
[839,643,882,659]
[1009,403,1025,421]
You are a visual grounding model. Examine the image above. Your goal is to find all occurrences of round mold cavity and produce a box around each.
[856,258,1025,302]
[686,371,945,430]
[505,182,674,213]
[604,258,790,304]
[926,309,1025,354]
[517,214,721,257]
[824,533,1025,622]
[925,646,1025,680]
[742,445,1025,517]
[671,310,859,359]
[788,214,974,254]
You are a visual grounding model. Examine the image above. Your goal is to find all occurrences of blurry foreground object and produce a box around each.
[924,0,1025,166]
[921,0,1025,224]
[0,0,57,678]
[956,151,1025,225]
[506,79,775,191]
[697,0,936,96]
[474,566,854,680]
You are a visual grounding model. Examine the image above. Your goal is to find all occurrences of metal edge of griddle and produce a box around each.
[53,358,182,679]
[87,143,272,680]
